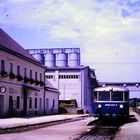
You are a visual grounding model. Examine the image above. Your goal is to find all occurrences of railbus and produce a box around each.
[92,86,129,119]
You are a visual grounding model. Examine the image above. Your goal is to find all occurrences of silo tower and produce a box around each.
[32,53,44,64]
[56,49,67,67]
[68,52,80,67]
[45,52,55,67]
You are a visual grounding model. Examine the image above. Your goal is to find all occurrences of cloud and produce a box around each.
[1,0,140,49]
[1,0,140,52]
[9,0,32,3]
[1,0,140,81]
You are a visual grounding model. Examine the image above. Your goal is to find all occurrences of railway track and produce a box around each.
[75,118,125,140]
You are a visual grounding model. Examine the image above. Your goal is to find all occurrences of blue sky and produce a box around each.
[0,0,140,89]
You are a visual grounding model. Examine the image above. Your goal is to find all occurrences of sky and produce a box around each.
[0,0,140,97]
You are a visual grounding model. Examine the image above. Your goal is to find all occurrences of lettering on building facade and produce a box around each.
[9,88,17,94]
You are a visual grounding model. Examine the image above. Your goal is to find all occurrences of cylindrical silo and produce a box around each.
[45,53,55,67]
[68,52,80,67]
[56,53,67,67]
[32,53,44,64]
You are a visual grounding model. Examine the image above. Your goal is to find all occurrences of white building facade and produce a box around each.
[45,85,59,115]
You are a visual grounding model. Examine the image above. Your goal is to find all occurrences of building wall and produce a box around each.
[81,67,91,113]
[45,90,59,115]
[46,70,81,102]
[0,50,45,117]
[58,70,81,107]
[46,68,90,111]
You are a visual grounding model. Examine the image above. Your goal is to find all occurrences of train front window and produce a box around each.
[98,91,110,101]
[111,91,123,101]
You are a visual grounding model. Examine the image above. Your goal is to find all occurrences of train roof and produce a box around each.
[94,86,129,92]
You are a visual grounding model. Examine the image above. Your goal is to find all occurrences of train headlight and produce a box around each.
[98,104,102,108]
[120,104,123,109]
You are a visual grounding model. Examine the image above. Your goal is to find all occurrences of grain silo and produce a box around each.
[45,53,55,67]
[56,52,67,67]
[32,53,44,64]
[68,52,80,67]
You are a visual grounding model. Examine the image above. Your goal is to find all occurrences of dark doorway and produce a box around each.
[23,88,28,116]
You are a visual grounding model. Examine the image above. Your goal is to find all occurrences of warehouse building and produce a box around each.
[28,48,98,113]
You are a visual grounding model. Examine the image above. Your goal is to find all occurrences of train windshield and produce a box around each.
[94,91,129,101]
[94,91,110,101]
[93,87,129,102]
[111,91,123,101]
[98,91,110,101]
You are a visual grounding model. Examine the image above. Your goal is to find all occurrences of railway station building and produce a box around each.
[0,28,59,117]
[28,48,98,113]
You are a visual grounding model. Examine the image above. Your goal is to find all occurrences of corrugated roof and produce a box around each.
[0,28,38,62]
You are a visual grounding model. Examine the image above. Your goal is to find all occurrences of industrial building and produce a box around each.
[28,48,98,113]
[0,28,59,117]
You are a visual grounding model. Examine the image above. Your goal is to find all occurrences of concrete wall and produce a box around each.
[45,68,92,112]
[81,67,92,113]
[45,89,59,115]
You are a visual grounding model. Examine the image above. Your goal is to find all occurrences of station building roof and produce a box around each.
[0,28,45,68]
